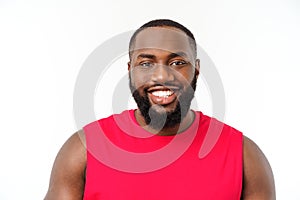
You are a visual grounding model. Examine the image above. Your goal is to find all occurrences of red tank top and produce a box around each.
[83,110,243,199]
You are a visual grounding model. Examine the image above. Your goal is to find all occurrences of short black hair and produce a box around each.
[129,19,197,59]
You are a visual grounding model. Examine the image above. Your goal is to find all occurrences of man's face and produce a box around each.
[128,27,200,130]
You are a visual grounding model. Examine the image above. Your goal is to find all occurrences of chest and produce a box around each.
[84,147,242,200]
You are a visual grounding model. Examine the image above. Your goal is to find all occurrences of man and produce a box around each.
[45,19,275,199]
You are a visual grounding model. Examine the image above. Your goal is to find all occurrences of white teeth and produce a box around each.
[152,90,173,98]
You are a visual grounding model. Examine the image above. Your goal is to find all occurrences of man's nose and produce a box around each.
[150,64,175,83]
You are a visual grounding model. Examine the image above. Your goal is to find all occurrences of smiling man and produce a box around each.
[45,19,276,199]
[129,25,199,134]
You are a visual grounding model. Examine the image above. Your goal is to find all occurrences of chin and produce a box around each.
[149,101,178,114]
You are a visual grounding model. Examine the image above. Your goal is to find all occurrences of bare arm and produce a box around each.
[44,130,86,200]
[241,136,276,199]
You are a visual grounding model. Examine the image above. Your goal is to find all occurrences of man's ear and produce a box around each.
[195,59,200,78]
[127,61,131,71]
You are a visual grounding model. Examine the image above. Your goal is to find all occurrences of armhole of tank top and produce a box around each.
[239,134,245,199]
[78,128,88,185]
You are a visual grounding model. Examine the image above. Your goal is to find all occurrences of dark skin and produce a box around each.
[45,26,276,199]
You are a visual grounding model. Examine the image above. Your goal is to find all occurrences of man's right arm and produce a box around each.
[44,130,86,200]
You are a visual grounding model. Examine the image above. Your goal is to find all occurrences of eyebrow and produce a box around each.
[167,52,188,60]
[136,52,188,60]
[137,54,156,60]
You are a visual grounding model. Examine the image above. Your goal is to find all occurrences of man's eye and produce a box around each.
[139,62,153,67]
[170,61,186,66]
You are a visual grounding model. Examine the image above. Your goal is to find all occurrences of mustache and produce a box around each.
[143,83,182,92]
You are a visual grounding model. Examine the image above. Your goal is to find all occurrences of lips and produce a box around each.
[147,86,179,105]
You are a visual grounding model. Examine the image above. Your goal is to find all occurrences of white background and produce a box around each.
[0,0,299,199]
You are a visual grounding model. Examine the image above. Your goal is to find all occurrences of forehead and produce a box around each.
[132,27,194,58]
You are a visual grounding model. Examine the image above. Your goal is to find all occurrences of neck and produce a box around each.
[134,109,195,136]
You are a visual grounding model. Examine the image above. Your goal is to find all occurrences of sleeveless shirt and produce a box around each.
[83,110,243,199]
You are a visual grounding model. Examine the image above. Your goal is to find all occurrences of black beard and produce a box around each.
[129,75,197,130]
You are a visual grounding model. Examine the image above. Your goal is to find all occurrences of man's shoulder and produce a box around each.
[194,110,243,159]
[194,110,243,135]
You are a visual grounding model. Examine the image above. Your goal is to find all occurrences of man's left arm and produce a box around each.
[241,136,276,200]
